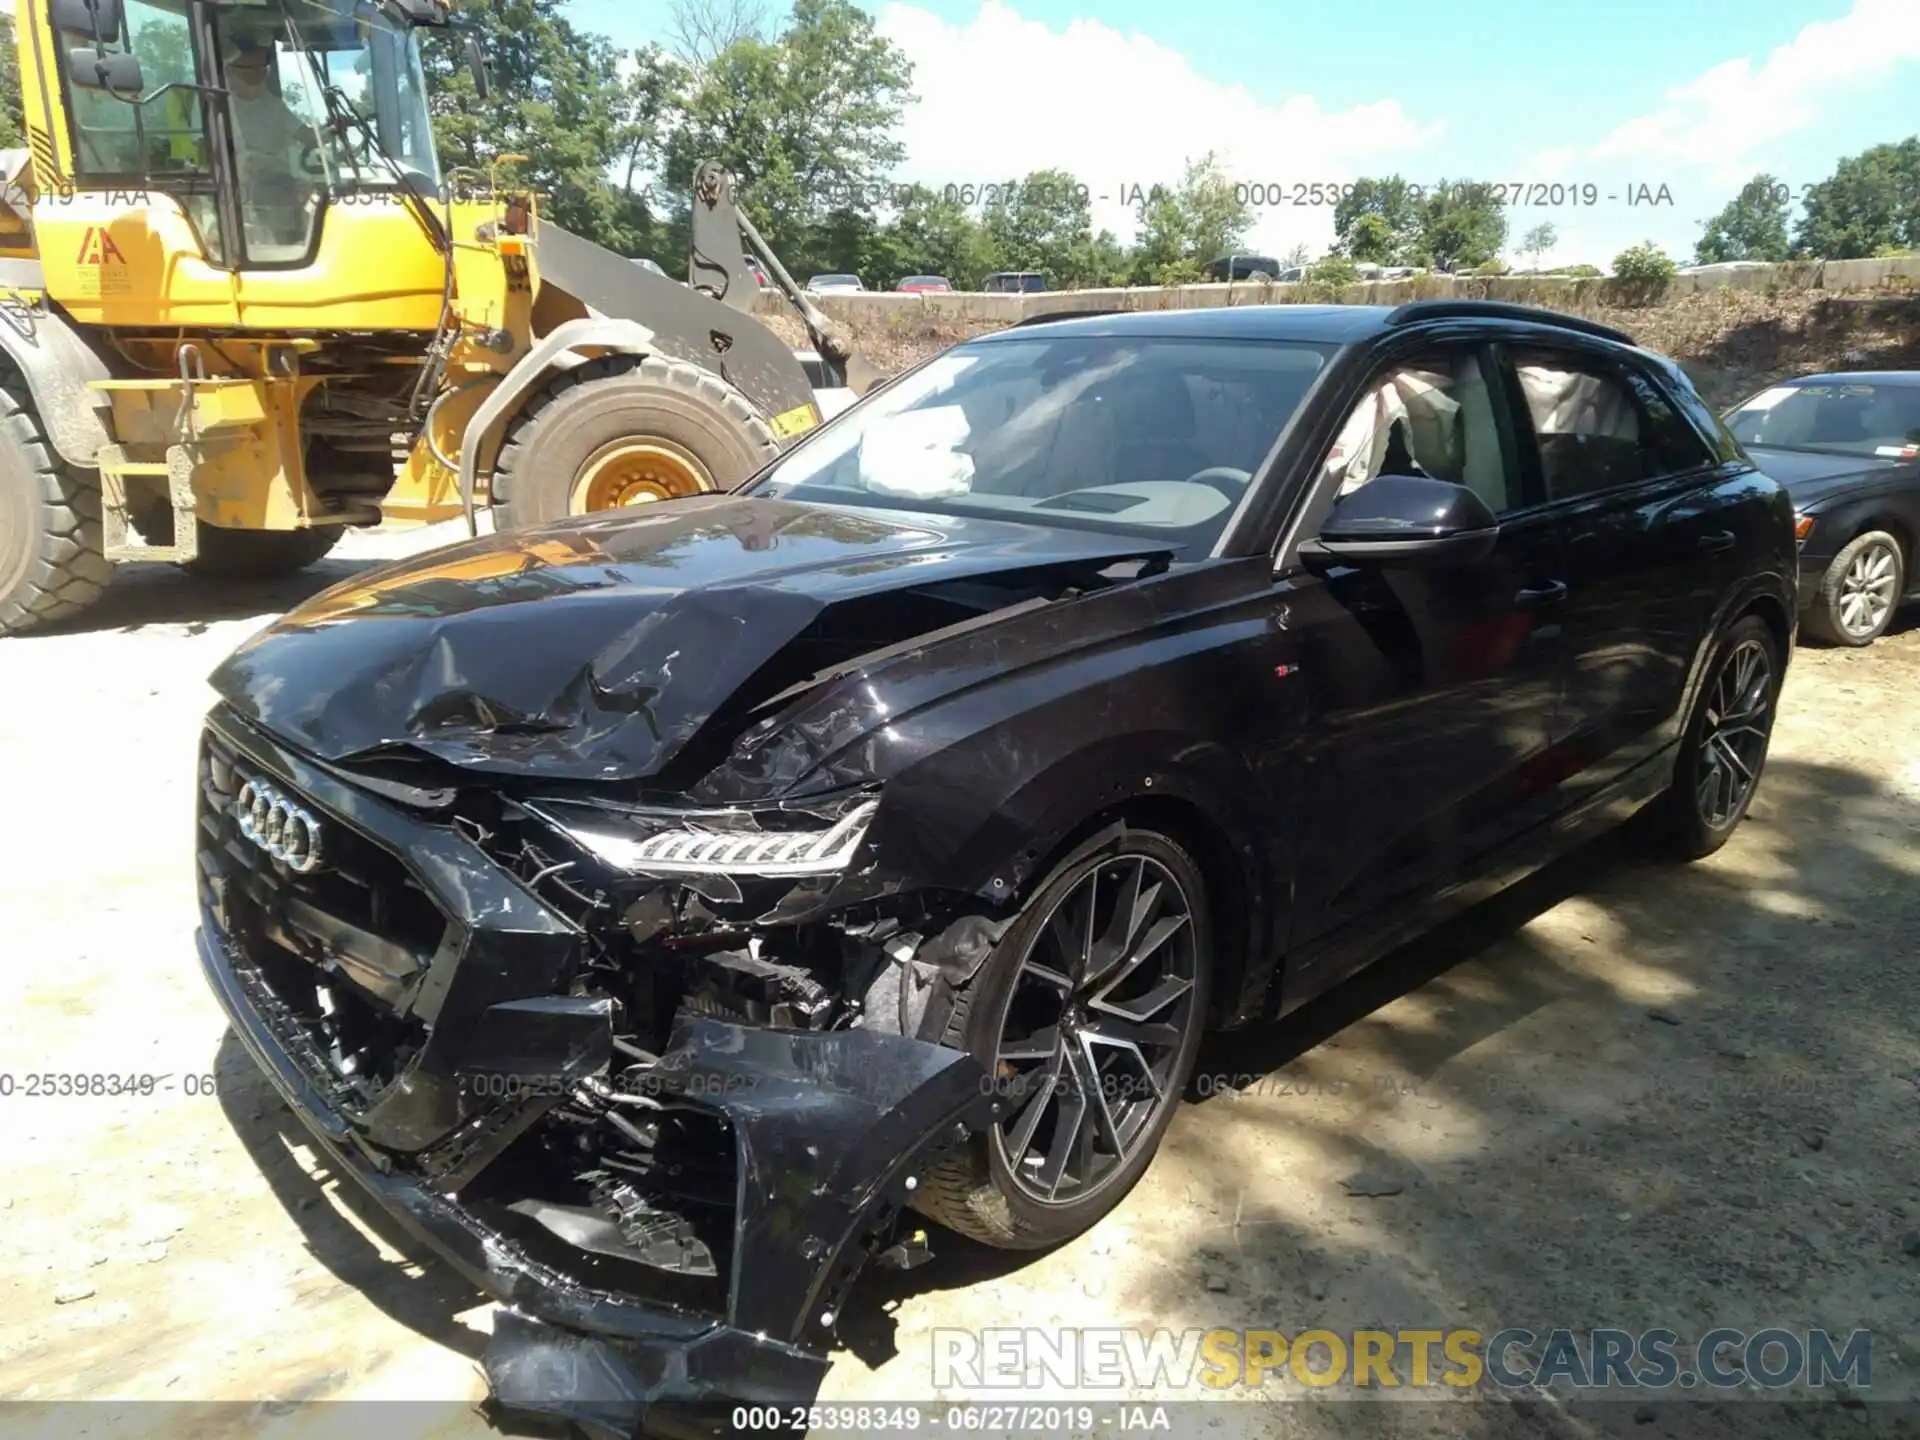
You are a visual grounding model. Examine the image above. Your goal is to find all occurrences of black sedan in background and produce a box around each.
[1724,372,1920,646]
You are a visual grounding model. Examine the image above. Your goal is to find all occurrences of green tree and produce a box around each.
[1611,239,1677,303]
[1518,221,1557,268]
[1305,254,1358,288]
[1421,180,1507,271]
[1125,153,1251,283]
[881,184,996,287]
[1695,173,1791,263]
[0,17,22,150]
[611,45,690,260]
[983,169,1094,285]
[1793,137,1920,259]
[1333,177,1425,263]
[662,0,913,275]
[423,0,637,250]
[1067,228,1128,289]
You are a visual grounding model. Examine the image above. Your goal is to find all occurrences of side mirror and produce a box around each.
[1299,472,1500,570]
[463,33,490,101]
[51,0,123,40]
[67,46,144,94]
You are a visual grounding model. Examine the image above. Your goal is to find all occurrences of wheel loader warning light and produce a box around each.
[76,226,127,265]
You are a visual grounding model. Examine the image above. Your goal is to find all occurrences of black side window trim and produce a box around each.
[1616,357,1724,478]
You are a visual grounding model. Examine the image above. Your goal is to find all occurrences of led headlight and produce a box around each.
[525,797,881,878]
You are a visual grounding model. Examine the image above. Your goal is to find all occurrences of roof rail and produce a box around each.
[1010,308,1123,328]
[1384,299,1635,347]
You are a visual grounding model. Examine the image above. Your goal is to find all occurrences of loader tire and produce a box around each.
[491,355,779,530]
[183,523,344,580]
[0,372,110,636]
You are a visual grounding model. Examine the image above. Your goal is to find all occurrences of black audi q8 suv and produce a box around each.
[195,300,1797,1425]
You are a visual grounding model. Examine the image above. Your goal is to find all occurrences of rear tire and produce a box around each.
[0,372,110,635]
[1803,529,1905,647]
[1653,615,1781,861]
[492,355,779,531]
[183,523,344,580]
[911,826,1211,1250]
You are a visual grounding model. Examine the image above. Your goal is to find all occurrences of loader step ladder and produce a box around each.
[95,442,199,564]
[87,347,240,564]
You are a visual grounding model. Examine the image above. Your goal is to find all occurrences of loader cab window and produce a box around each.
[217,25,329,263]
[59,0,228,261]
[64,0,208,178]
[216,3,443,266]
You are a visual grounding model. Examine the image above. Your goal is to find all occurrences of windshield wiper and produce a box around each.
[285,17,447,252]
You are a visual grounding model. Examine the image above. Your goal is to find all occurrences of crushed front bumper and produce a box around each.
[203,919,993,1433]
[193,709,996,1437]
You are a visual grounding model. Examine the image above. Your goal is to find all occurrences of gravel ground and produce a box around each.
[1,523,1917,1440]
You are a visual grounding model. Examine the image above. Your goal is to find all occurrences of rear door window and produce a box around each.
[1509,349,1714,502]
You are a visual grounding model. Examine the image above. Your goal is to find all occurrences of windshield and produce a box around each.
[1726,381,1920,459]
[226,0,441,190]
[208,0,441,261]
[745,335,1334,553]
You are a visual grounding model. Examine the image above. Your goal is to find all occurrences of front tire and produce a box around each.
[492,356,779,530]
[0,373,110,635]
[912,827,1210,1249]
[1654,615,1781,861]
[1804,530,1905,646]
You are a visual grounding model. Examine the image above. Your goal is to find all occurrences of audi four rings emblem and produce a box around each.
[234,778,325,874]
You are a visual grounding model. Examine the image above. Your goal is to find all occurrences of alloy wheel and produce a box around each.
[1695,636,1775,830]
[989,853,1200,1206]
[1837,539,1899,638]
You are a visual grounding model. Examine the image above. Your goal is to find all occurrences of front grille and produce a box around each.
[197,725,448,1106]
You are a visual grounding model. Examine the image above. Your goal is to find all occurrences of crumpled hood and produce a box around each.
[210,495,1171,784]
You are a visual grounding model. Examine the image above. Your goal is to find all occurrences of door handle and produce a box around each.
[1515,580,1568,610]
[1698,530,1736,554]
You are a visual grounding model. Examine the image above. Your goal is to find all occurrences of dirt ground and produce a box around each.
[1,525,1918,1440]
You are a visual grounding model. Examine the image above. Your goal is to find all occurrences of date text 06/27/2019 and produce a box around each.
[803,178,1678,211]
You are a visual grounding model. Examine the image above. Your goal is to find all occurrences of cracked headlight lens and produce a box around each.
[526,797,881,877]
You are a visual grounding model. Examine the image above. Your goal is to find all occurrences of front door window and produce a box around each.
[217,26,329,264]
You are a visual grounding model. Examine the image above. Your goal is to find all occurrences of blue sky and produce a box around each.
[571,0,1920,266]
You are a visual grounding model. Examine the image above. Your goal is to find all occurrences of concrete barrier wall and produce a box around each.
[753,255,1920,326]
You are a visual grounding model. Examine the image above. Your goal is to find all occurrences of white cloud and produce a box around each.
[876,0,1442,257]
[1589,0,1920,183]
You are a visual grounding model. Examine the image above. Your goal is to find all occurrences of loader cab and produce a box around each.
[38,0,446,277]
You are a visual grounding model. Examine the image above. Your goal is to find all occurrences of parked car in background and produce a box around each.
[806,273,866,294]
[1204,255,1281,281]
[982,271,1049,293]
[1724,372,1920,646]
[631,257,670,278]
[896,275,952,293]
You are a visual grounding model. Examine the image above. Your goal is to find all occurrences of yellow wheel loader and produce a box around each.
[0,0,871,635]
